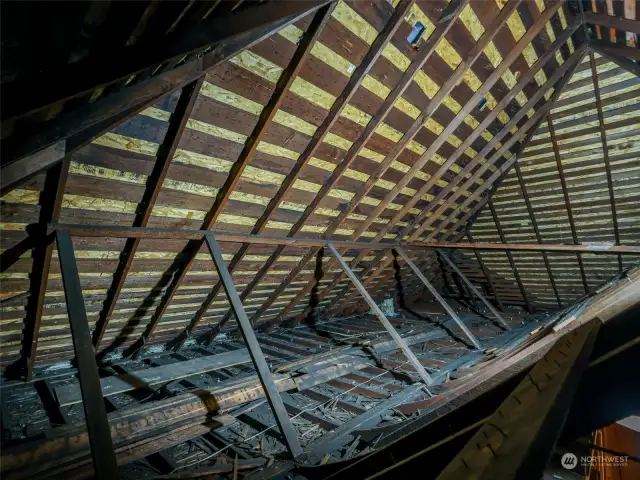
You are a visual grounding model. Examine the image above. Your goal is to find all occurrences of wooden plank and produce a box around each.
[285,18,581,319]
[546,115,590,295]
[466,230,505,312]
[133,4,336,351]
[395,246,482,350]
[326,242,435,386]
[55,349,252,406]
[437,321,600,480]
[21,159,71,381]
[488,200,532,314]
[0,2,327,190]
[206,0,418,334]
[205,233,303,458]
[436,249,510,330]
[584,11,640,33]
[0,141,65,196]
[56,230,118,480]
[589,51,623,273]
[591,43,640,77]
[439,49,588,241]
[513,162,562,307]
[92,77,205,349]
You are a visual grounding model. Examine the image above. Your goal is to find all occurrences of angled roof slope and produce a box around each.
[466,52,640,310]
[1,0,586,371]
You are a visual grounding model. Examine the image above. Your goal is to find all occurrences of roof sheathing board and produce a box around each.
[0,0,581,367]
[469,53,640,308]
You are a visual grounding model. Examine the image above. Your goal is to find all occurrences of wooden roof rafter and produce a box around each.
[202,0,471,339]
[169,0,421,348]
[122,3,339,355]
[304,33,585,321]
[271,0,571,325]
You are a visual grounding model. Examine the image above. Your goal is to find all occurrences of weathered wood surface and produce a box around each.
[55,348,252,406]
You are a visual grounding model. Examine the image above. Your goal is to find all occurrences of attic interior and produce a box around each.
[1,0,640,479]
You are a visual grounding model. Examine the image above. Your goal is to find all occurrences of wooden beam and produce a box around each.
[547,115,590,295]
[590,43,640,77]
[589,51,623,273]
[20,159,71,381]
[489,199,532,313]
[204,234,302,458]
[395,247,482,350]
[417,45,587,242]
[91,77,204,350]
[133,4,336,351]
[207,0,420,333]
[0,141,65,196]
[0,2,328,192]
[584,11,640,34]
[466,230,506,312]
[326,243,435,385]
[1,1,331,124]
[437,321,600,480]
[590,39,640,60]
[436,249,510,330]
[513,162,562,307]
[293,20,581,318]
[56,230,118,479]
[429,45,587,242]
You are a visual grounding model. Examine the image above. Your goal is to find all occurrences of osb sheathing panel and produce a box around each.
[1,0,581,366]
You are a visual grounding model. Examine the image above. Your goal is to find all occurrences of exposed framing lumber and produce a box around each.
[589,51,623,273]
[395,247,482,350]
[0,141,66,195]
[437,321,600,480]
[91,77,204,350]
[323,43,586,315]
[175,0,409,343]
[418,45,586,242]
[590,43,640,76]
[489,199,532,313]
[301,19,581,316]
[56,230,118,479]
[131,4,336,351]
[212,0,463,335]
[51,224,640,254]
[326,243,435,386]
[546,115,590,295]
[20,159,71,381]
[466,230,505,312]
[435,249,509,330]
[0,1,329,194]
[205,233,303,458]
[430,45,587,242]
[513,162,562,307]
[584,11,640,34]
[590,39,640,60]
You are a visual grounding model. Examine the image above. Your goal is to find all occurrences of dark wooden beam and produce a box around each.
[590,43,640,77]
[489,199,532,314]
[296,21,582,318]
[437,321,600,480]
[326,243,435,386]
[207,0,418,334]
[133,4,336,351]
[56,230,118,479]
[205,233,302,458]
[546,115,590,295]
[1,1,331,124]
[20,159,71,381]
[589,39,640,61]
[584,11,640,34]
[91,77,204,350]
[0,2,328,193]
[395,247,482,350]
[589,51,623,273]
[435,249,510,329]
[0,141,65,195]
[466,230,505,312]
[513,162,562,308]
